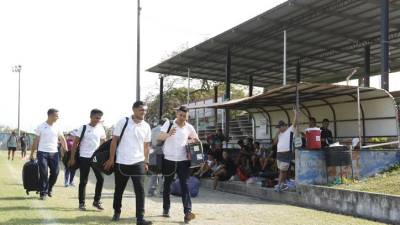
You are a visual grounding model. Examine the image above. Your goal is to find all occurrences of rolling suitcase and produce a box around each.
[22,160,40,195]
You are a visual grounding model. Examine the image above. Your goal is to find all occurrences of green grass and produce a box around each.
[0,151,388,225]
[335,164,400,195]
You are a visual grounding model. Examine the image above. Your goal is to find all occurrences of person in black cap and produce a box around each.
[158,105,199,224]
[273,109,298,192]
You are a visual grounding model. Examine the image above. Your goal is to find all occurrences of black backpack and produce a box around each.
[149,120,174,174]
[62,125,86,170]
[90,117,128,175]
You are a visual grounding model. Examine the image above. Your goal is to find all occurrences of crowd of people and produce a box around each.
[6,131,30,160]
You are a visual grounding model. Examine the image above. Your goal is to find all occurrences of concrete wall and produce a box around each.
[296,149,400,185]
[201,179,400,224]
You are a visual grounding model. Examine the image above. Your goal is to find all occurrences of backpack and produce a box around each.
[62,125,86,170]
[90,117,129,175]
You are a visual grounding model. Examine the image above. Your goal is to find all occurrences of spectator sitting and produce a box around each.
[212,151,236,190]
[194,154,217,178]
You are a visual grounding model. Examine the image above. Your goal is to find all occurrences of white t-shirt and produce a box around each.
[35,122,63,153]
[75,124,106,158]
[277,125,294,153]
[161,120,198,161]
[113,117,151,165]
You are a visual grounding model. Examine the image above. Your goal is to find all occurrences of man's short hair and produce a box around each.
[177,105,188,113]
[47,108,59,116]
[133,100,146,109]
[322,118,329,123]
[309,117,316,122]
[90,109,103,117]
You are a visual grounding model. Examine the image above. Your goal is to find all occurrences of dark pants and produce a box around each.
[113,162,145,221]
[163,159,192,214]
[64,167,76,185]
[79,157,104,204]
[37,151,59,195]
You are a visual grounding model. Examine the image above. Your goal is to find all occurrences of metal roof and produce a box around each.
[148,0,400,88]
[186,83,395,110]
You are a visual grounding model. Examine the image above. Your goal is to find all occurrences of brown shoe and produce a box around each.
[184,212,195,224]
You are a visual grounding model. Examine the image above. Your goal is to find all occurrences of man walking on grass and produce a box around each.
[68,109,106,211]
[30,108,67,200]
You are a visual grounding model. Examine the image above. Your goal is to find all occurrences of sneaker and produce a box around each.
[147,191,155,197]
[47,191,53,198]
[69,183,76,187]
[280,183,289,191]
[79,203,86,211]
[162,209,170,218]
[184,212,196,224]
[112,213,120,221]
[274,184,282,193]
[64,183,69,187]
[137,219,153,225]
[93,201,104,210]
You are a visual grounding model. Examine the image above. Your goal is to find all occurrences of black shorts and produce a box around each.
[8,147,17,151]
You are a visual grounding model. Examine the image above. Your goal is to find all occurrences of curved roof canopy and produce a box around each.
[148,0,400,88]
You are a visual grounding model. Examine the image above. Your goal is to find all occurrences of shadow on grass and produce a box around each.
[0,196,37,201]
[4,215,186,225]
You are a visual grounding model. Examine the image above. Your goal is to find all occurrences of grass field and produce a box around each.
[0,150,388,225]
[335,164,400,196]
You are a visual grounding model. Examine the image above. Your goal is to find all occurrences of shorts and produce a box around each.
[8,147,17,151]
[277,160,290,171]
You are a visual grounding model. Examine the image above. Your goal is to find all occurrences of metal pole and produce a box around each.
[187,67,190,105]
[357,87,362,149]
[283,30,287,86]
[136,0,141,101]
[159,75,164,122]
[18,70,21,136]
[249,75,253,97]
[380,0,389,91]
[364,45,370,87]
[214,85,218,130]
[225,48,231,144]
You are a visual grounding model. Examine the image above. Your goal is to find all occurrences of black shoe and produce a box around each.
[79,203,86,211]
[39,194,46,200]
[184,212,195,224]
[93,201,104,210]
[47,191,52,198]
[112,213,120,222]
[137,219,152,225]
[162,209,170,217]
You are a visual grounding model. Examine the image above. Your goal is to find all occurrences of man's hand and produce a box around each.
[168,127,177,136]
[103,159,114,171]
[144,163,149,172]
[29,152,35,160]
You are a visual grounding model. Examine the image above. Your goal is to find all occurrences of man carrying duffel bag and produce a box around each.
[30,108,67,200]
[68,109,106,211]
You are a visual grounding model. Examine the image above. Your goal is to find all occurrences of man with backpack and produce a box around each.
[68,109,106,211]
[103,101,152,225]
[7,131,18,160]
[30,108,67,200]
[158,106,199,224]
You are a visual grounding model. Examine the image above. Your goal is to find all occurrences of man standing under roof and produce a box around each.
[273,108,298,192]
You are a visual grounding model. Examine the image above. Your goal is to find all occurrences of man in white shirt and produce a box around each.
[273,109,298,193]
[158,106,199,224]
[30,108,67,200]
[68,109,106,211]
[103,101,152,225]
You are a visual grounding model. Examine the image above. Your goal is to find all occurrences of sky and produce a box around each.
[0,0,399,133]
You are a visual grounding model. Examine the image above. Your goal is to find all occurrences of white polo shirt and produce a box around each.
[277,125,294,153]
[35,122,63,153]
[75,124,106,158]
[161,120,198,161]
[113,117,151,165]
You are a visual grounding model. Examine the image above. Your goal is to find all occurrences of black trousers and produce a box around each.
[162,159,192,214]
[113,162,145,220]
[78,157,104,204]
